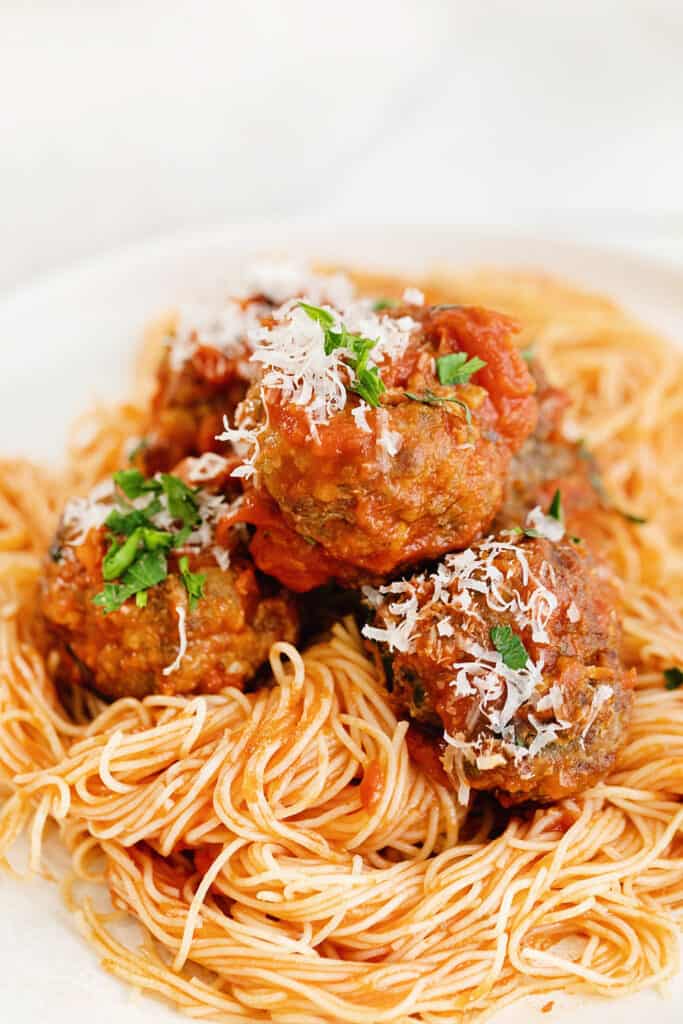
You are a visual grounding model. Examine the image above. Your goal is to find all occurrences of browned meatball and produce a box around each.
[139,270,358,475]
[139,297,266,475]
[494,359,605,544]
[364,531,633,805]
[39,467,298,699]
[227,301,538,591]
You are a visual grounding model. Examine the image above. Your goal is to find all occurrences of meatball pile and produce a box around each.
[39,266,632,808]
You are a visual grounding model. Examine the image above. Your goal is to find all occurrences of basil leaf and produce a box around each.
[490,624,529,670]
[436,352,487,386]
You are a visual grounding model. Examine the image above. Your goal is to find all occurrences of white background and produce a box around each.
[2,0,683,295]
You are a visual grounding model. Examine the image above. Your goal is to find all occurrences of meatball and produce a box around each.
[139,269,357,475]
[139,297,267,475]
[364,530,633,805]
[39,466,298,699]
[227,300,538,591]
[494,358,605,543]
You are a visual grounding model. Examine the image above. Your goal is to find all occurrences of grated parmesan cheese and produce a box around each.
[215,417,261,479]
[163,604,188,675]
[168,301,265,373]
[567,600,581,623]
[581,684,614,740]
[60,495,112,545]
[526,505,565,543]
[212,546,231,571]
[246,262,355,309]
[186,453,231,483]
[363,534,571,766]
[351,400,372,433]
[402,287,424,306]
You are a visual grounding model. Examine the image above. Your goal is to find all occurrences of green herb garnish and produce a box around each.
[490,625,529,670]
[179,555,206,612]
[299,301,387,407]
[373,298,398,311]
[619,510,648,525]
[548,488,563,522]
[520,345,535,364]
[404,389,472,425]
[436,352,487,386]
[298,301,335,329]
[93,470,205,614]
[127,437,148,465]
[113,468,162,500]
[160,474,200,529]
[664,667,683,691]
[105,498,162,536]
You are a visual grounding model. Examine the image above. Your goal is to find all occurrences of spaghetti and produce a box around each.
[0,268,682,1023]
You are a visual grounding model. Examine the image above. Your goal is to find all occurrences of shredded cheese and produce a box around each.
[567,600,581,623]
[581,684,614,740]
[363,535,574,768]
[351,400,372,433]
[215,417,261,479]
[212,546,231,571]
[526,505,565,542]
[246,262,355,309]
[402,287,424,306]
[186,453,231,483]
[162,604,188,676]
[168,301,265,373]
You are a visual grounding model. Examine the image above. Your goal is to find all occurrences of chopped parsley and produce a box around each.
[113,468,161,500]
[372,298,398,311]
[160,473,200,529]
[93,548,168,614]
[548,488,563,522]
[490,624,529,670]
[520,345,535,364]
[664,667,683,691]
[404,389,472,425]
[299,301,387,407]
[620,510,648,525]
[93,470,206,615]
[179,555,206,612]
[127,436,148,465]
[435,352,487,386]
[577,442,647,524]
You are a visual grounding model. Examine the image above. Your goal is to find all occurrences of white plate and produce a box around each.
[0,225,681,1023]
